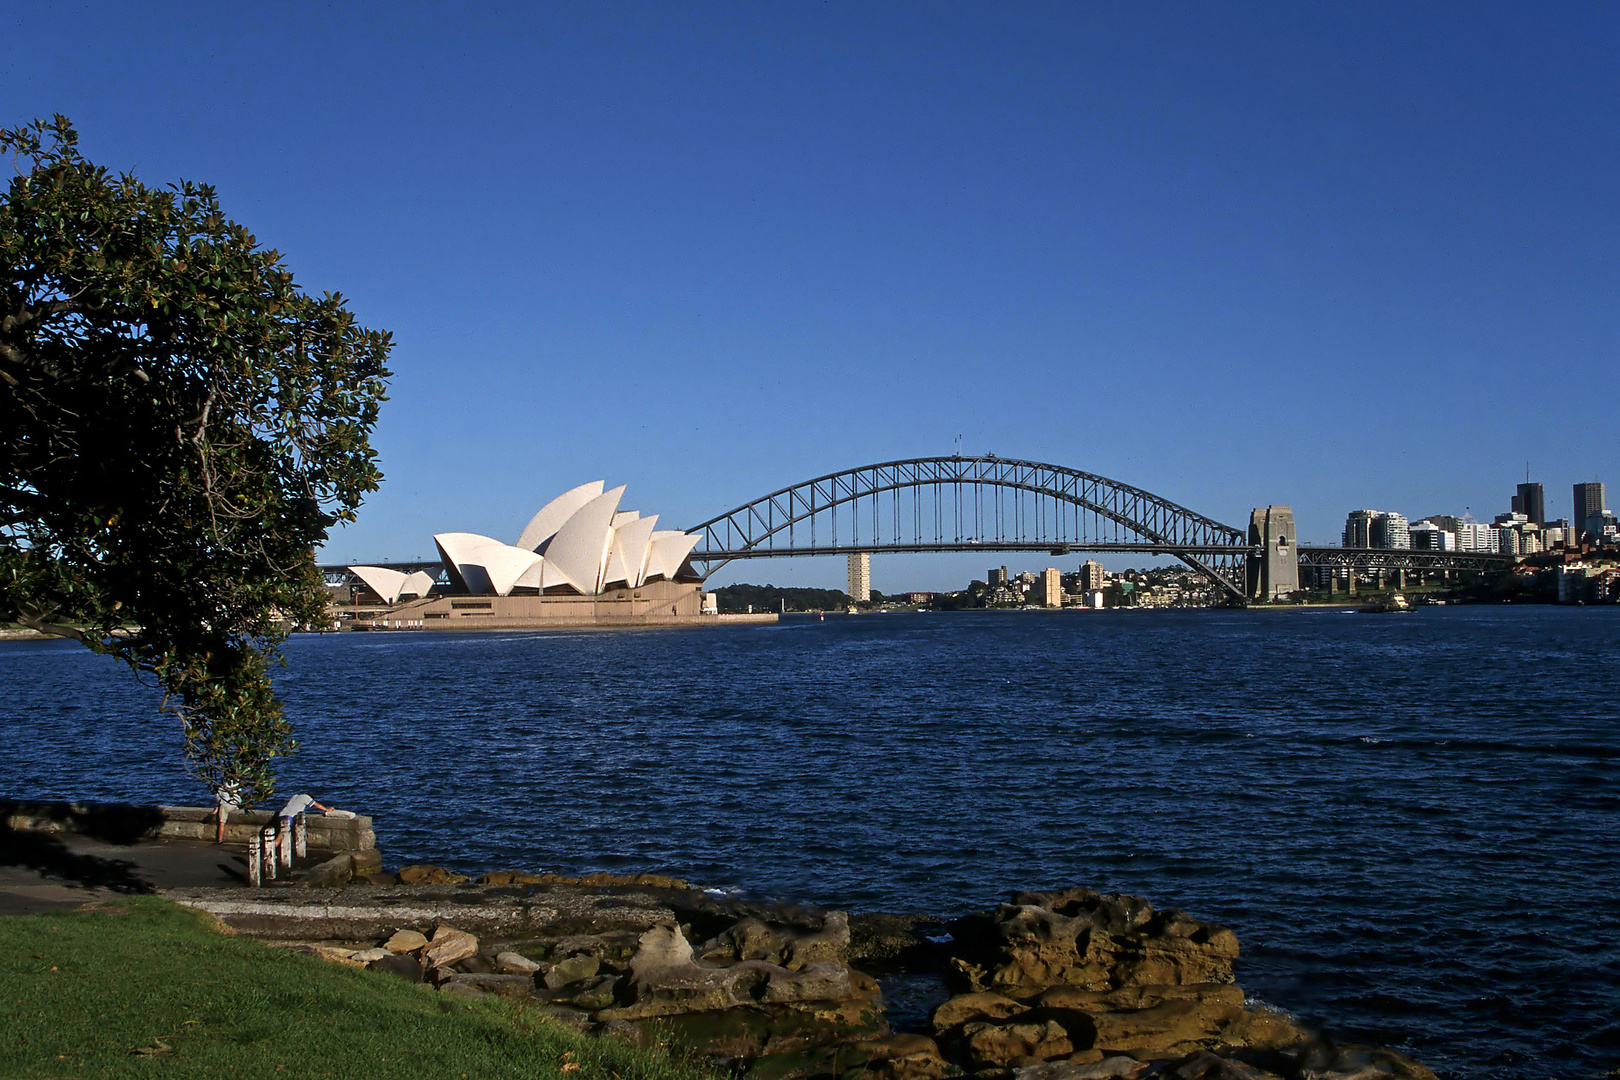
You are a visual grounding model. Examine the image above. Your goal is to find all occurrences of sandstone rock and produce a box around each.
[494,950,542,974]
[300,945,363,967]
[931,990,1028,1033]
[1012,1056,1151,1080]
[384,929,429,954]
[351,849,384,875]
[1037,984,1244,1013]
[421,925,479,968]
[961,1019,1074,1068]
[1158,1050,1278,1080]
[743,960,852,1005]
[457,954,496,974]
[613,924,756,1018]
[544,954,602,989]
[946,891,1238,996]
[361,872,398,886]
[548,974,619,1011]
[696,911,850,969]
[303,854,353,888]
[742,1034,950,1080]
[397,864,471,885]
[436,972,539,999]
[367,953,423,982]
[350,947,389,963]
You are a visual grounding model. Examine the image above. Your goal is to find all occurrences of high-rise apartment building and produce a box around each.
[989,566,1009,587]
[1575,482,1607,540]
[847,552,871,605]
[1344,510,1379,548]
[1371,512,1411,550]
[1042,567,1062,608]
[1079,560,1106,592]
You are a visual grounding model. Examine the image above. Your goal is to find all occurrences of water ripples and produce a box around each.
[1,607,1618,1079]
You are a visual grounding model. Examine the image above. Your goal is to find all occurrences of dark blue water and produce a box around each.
[2,608,1617,1079]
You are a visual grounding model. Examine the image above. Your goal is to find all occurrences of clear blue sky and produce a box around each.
[6,2,1616,591]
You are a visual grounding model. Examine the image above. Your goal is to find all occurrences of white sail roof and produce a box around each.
[349,565,410,605]
[434,532,542,596]
[544,485,625,594]
[402,570,436,598]
[516,480,605,551]
[605,514,658,588]
[645,530,700,582]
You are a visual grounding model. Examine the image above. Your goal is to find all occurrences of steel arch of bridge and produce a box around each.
[688,456,1253,598]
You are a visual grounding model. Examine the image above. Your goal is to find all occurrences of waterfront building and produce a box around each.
[1371,512,1411,550]
[1455,520,1495,553]
[989,566,1009,586]
[847,552,872,605]
[1079,560,1106,591]
[1042,567,1062,608]
[1343,509,1379,548]
[1410,520,1455,551]
[1574,482,1607,539]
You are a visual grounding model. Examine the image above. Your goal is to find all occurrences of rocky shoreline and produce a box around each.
[173,861,1437,1080]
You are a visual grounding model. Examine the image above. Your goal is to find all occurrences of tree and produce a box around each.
[1,117,391,812]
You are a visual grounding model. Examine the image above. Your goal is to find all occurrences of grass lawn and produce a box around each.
[0,897,706,1080]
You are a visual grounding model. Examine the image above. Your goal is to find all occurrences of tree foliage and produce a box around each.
[0,117,391,806]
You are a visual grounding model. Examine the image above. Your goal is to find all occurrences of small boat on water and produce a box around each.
[1359,593,1411,614]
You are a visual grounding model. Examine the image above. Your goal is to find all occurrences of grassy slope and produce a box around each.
[0,897,704,1080]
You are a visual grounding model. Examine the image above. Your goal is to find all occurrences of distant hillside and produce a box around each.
[713,583,852,613]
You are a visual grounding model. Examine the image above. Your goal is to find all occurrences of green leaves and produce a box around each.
[1,117,392,807]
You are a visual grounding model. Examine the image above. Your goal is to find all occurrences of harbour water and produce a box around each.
[1,607,1616,1079]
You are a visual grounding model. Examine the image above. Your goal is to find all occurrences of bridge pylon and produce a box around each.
[1247,505,1299,601]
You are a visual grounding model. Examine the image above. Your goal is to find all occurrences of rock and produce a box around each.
[367,953,423,982]
[1158,1050,1277,1080]
[304,854,353,888]
[1028,1058,1159,1080]
[397,864,471,885]
[748,961,852,1004]
[847,912,951,965]
[548,973,619,1010]
[931,991,1028,1033]
[297,944,363,967]
[420,925,479,968]
[436,972,539,999]
[350,947,389,963]
[544,954,602,988]
[961,1019,1075,1068]
[1037,984,1244,1013]
[945,891,1238,996]
[350,849,384,875]
[361,872,398,886]
[384,929,428,954]
[742,1035,951,1080]
[614,924,756,1018]
[697,911,851,969]
[494,950,542,974]
[457,954,496,974]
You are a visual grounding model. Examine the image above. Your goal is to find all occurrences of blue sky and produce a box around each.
[6,2,1616,591]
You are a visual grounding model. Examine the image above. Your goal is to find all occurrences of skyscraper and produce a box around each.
[1574,482,1607,540]
[1514,482,1545,527]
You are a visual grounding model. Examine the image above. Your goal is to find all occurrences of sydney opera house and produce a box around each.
[346,481,720,629]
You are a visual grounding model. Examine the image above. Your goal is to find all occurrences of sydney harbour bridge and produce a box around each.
[326,455,1514,603]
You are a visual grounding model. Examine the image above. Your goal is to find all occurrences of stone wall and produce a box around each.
[0,800,375,853]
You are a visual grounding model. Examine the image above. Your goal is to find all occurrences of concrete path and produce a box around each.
[0,830,248,915]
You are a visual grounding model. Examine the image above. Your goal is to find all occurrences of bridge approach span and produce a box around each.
[687,456,1253,598]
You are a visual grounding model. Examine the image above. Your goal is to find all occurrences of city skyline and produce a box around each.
[7,3,1617,592]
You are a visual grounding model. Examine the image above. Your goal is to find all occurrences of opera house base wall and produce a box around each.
[350,580,776,631]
